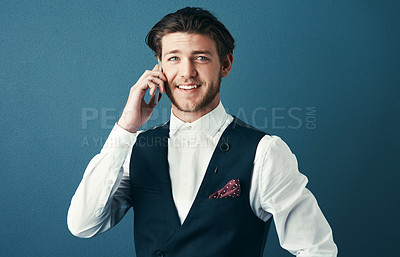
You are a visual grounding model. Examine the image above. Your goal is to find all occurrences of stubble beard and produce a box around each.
[166,75,222,113]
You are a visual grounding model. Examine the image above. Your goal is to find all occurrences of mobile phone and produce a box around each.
[154,60,162,104]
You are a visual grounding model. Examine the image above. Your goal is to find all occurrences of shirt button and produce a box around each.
[123,144,130,149]
[107,180,113,185]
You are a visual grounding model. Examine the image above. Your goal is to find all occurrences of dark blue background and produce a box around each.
[1,0,399,256]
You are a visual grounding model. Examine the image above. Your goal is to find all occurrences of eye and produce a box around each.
[168,56,179,61]
[195,56,209,62]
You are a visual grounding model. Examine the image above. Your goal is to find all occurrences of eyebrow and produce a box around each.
[192,50,213,56]
[164,50,214,56]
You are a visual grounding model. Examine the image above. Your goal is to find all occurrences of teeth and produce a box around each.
[178,85,199,90]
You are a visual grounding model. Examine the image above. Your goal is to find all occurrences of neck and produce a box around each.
[172,100,220,123]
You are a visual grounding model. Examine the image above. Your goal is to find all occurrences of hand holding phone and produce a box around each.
[117,63,167,133]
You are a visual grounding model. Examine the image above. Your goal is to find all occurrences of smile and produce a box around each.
[177,84,201,90]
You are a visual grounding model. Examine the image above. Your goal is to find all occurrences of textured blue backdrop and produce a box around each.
[1,0,399,256]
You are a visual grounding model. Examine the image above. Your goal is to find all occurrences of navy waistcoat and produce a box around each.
[130,117,271,257]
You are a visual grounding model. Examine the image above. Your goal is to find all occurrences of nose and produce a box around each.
[179,59,197,78]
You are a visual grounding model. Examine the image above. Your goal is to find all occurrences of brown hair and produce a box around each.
[146,7,235,62]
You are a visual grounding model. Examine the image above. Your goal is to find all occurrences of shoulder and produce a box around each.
[133,121,170,149]
[230,116,267,138]
[136,121,170,138]
[254,134,296,165]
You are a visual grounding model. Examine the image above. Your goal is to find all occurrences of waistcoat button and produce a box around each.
[220,142,230,152]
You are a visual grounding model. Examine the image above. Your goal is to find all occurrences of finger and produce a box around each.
[147,81,158,96]
[149,76,164,85]
[147,70,167,82]
[156,78,166,94]
[138,68,166,83]
[149,77,165,93]
[159,72,168,82]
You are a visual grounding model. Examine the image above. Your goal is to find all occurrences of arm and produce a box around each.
[67,124,136,238]
[252,136,338,256]
[67,64,167,237]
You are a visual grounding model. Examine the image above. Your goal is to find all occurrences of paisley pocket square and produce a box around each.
[208,179,241,199]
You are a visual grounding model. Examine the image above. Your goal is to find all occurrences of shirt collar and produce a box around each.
[169,101,228,138]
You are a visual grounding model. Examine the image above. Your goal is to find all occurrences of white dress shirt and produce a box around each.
[67,102,338,257]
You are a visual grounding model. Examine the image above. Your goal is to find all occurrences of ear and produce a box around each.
[221,53,233,78]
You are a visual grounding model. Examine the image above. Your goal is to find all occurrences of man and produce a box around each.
[68,7,337,257]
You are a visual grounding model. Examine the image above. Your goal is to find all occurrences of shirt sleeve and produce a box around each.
[67,123,137,238]
[250,135,338,257]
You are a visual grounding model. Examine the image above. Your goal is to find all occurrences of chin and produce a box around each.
[175,102,202,113]
[167,86,220,114]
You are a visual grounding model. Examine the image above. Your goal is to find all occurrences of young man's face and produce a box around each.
[160,32,231,117]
